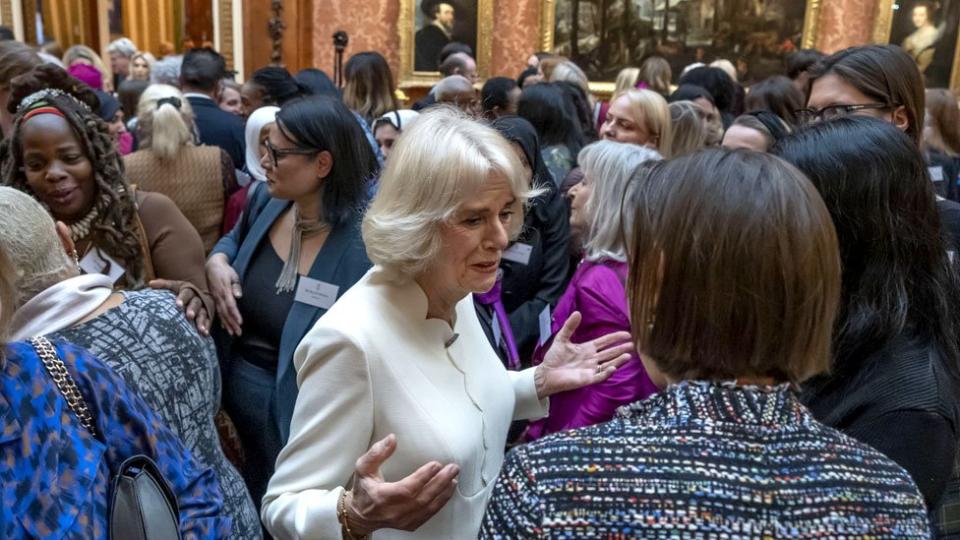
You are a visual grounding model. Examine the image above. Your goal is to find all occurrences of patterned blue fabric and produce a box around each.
[0,340,231,539]
[480,380,931,539]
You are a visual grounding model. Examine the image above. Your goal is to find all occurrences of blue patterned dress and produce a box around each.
[0,340,231,539]
[480,381,931,539]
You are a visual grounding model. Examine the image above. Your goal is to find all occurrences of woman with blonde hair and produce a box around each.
[599,88,672,157]
[261,107,632,539]
[124,84,240,252]
[639,56,672,96]
[62,44,112,91]
[668,100,706,157]
[129,51,156,81]
[614,67,641,94]
[342,51,399,126]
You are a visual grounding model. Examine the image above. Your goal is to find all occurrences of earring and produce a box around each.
[71,250,81,272]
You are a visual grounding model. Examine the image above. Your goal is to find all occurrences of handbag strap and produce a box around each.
[29,336,99,438]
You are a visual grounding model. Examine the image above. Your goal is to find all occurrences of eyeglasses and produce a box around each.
[263,138,319,168]
[795,103,896,125]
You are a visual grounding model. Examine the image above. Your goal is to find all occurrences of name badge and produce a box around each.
[492,310,503,347]
[538,305,552,346]
[79,247,126,284]
[930,166,945,183]
[502,243,533,266]
[294,276,340,310]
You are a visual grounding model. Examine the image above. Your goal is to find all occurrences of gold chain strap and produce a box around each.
[29,337,99,438]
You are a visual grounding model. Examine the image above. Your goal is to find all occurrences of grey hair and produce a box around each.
[0,187,77,307]
[435,75,474,103]
[579,141,662,262]
[669,100,707,157]
[363,106,536,277]
[151,55,183,86]
[107,37,138,58]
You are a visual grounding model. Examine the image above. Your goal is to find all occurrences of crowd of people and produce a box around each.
[0,28,959,540]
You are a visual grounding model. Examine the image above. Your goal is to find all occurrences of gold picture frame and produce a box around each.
[874,0,960,92]
[539,0,823,96]
[398,0,493,89]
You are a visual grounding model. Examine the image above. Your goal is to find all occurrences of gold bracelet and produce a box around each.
[337,489,369,540]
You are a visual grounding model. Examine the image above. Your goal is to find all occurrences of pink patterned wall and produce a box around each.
[818,0,879,53]
[312,0,400,77]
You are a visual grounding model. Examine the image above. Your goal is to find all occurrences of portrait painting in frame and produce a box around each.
[399,0,492,85]
[875,0,960,90]
[540,0,822,87]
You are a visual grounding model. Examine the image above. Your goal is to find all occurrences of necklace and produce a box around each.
[275,207,330,294]
[68,193,111,242]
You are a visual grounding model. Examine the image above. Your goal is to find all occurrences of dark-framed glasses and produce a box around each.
[263,138,319,167]
[795,103,896,125]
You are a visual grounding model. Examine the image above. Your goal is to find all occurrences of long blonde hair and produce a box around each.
[614,67,641,94]
[137,84,196,161]
[616,89,673,158]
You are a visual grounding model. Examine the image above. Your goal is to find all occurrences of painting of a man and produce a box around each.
[415,0,456,71]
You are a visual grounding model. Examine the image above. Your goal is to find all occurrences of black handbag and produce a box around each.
[29,337,182,540]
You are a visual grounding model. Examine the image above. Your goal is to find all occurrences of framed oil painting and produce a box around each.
[875,0,960,90]
[399,0,493,86]
[540,0,822,87]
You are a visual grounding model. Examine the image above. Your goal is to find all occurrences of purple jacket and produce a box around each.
[526,259,658,440]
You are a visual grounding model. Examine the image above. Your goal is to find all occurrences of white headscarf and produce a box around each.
[244,106,280,184]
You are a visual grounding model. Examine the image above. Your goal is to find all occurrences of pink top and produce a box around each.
[526,259,658,440]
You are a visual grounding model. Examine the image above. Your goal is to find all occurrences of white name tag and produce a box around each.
[294,276,340,310]
[79,247,126,284]
[492,310,503,347]
[538,305,551,346]
[502,243,533,266]
[930,166,945,183]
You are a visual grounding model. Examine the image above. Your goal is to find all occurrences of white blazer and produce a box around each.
[262,266,549,539]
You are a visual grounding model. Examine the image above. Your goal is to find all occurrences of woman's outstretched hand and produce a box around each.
[345,434,460,536]
[536,311,634,398]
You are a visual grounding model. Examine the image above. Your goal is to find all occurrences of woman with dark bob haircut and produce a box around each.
[481,149,929,538]
[774,115,960,511]
[206,95,377,508]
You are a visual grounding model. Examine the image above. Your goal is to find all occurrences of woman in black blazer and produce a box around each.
[207,95,377,508]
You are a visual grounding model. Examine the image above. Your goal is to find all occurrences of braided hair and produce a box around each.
[0,64,145,287]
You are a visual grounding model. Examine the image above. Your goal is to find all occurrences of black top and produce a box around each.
[187,95,247,170]
[802,334,960,508]
[928,149,960,201]
[937,197,960,256]
[491,117,572,361]
[414,24,450,71]
[233,240,295,371]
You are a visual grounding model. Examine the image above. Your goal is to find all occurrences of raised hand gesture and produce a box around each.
[535,311,634,398]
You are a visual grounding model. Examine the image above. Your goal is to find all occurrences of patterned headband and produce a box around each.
[16,88,93,115]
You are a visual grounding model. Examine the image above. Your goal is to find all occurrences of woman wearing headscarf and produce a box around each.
[222,106,280,233]
[485,116,571,364]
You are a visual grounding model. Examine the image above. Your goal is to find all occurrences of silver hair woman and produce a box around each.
[669,100,707,158]
[262,107,633,539]
[526,140,662,440]
[0,186,262,536]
